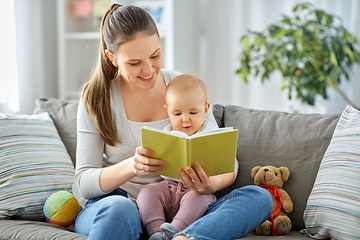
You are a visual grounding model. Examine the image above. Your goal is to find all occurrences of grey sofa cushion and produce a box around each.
[213,104,339,231]
[0,220,86,240]
[242,230,310,239]
[33,98,79,166]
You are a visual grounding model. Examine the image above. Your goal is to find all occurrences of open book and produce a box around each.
[141,126,238,179]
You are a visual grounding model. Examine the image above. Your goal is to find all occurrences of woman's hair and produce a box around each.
[81,4,159,146]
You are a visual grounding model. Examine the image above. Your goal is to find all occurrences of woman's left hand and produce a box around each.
[179,162,215,195]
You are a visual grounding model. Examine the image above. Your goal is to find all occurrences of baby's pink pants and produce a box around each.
[137,179,216,236]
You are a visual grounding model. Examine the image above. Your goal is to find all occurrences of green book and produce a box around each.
[141,126,238,179]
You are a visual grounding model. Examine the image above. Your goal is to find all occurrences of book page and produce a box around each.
[191,127,234,138]
[169,130,190,139]
[189,129,238,176]
[141,127,188,179]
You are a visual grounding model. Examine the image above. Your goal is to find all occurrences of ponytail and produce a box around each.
[81,4,121,146]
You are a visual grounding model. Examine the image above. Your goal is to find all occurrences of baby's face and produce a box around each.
[165,89,209,136]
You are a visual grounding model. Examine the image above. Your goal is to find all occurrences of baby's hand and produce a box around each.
[179,162,215,195]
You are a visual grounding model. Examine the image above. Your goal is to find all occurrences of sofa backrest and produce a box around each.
[33,99,340,231]
[212,104,340,230]
[33,98,79,166]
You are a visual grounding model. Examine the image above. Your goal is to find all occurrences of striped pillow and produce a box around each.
[0,112,75,220]
[303,105,360,239]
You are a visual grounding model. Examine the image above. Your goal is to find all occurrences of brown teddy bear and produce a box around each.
[251,166,293,236]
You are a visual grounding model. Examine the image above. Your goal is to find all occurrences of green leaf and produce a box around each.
[326,15,333,25]
[254,36,262,47]
[293,4,300,12]
[330,51,339,67]
[344,46,356,62]
[315,10,325,20]
[240,36,250,51]
[282,17,291,25]
[240,68,248,82]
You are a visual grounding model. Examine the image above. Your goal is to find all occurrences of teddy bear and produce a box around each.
[251,166,293,236]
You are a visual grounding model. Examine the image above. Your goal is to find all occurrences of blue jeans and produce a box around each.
[74,188,142,240]
[174,185,272,240]
[75,186,271,240]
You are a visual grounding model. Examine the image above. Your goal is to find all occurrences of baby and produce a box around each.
[137,74,218,240]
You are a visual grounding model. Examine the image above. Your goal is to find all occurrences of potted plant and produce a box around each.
[236,2,360,108]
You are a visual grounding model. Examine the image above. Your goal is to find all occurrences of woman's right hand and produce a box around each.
[132,146,167,175]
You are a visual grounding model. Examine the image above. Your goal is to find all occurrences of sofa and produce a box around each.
[0,97,349,240]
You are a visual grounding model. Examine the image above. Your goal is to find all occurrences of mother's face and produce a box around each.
[107,33,163,90]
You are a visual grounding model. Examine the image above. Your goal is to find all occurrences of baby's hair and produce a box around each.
[165,74,208,103]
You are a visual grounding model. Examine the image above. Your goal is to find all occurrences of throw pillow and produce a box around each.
[0,112,75,220]
[303,105,360,239]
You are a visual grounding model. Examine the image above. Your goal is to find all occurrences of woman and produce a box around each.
[74,4,272,240]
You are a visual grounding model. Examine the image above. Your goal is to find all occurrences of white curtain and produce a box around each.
[0,1,19,113]
[0,0,57,115]
[199,0,360,114]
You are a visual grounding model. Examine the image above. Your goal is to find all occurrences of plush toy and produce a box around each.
[43,191,81,228]
[251,166,293,236]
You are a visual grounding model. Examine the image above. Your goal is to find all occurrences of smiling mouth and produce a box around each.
[139,71,155,80]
